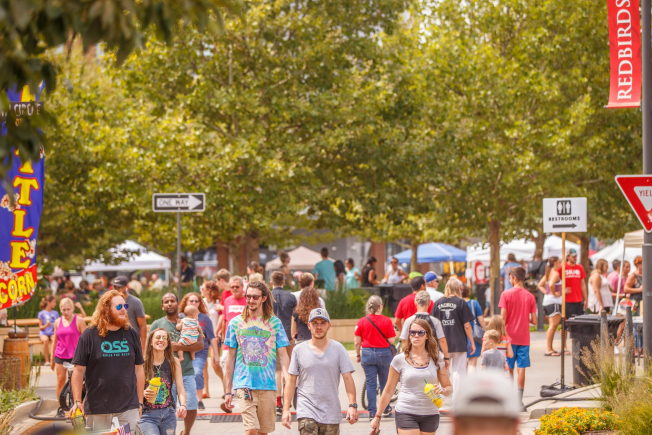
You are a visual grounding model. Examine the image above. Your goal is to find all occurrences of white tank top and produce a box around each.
[387,268,402,284]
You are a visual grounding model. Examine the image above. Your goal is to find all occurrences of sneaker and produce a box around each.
[276,405,283,416]
[382,406,392,417]
[198,401,205,411]
[56,408,65,418]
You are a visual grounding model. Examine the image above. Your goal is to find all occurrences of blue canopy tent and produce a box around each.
[394,243,467,264]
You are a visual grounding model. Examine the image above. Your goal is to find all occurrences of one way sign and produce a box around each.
[152,193,205,212]
[615,175,652,232]
[543,197,587,233]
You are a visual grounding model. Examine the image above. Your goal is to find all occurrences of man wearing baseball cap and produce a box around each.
[111,276,147,349]
[554,249,587,320]
[424,272,444,303]
[282,308,359,434]
[452,371,521,435]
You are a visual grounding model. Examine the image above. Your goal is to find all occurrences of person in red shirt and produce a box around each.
[554,249,588,317]
[393,277,434,330]
[354,295,396,419]
[499,267,537,408]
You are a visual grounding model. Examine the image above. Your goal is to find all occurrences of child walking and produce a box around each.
[37,295,59,366]
[486,315,514,360]
[481,329,507,372]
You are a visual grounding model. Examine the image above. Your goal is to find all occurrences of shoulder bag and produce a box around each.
[365,316,398,357]
[470,300,484,341]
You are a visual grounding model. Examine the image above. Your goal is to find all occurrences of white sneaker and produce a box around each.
[615,346,620,355]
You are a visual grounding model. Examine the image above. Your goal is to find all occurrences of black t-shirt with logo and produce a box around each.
[72,327,144,415]
[431,296,474,353]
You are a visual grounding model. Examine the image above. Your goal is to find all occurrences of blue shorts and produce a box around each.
[172,375,198,411]
[506,344,530,369]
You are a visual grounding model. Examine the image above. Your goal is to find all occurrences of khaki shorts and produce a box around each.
[237,389,277,433]
[298,418,340,435]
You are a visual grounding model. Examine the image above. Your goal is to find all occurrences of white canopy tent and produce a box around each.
[590,239,642,272]
[466,235,581,264]
[611,230,644,310]
[83,240,171,279]
[265,246,327,272]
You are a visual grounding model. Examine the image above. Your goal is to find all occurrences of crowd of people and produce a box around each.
[36,256,541,435]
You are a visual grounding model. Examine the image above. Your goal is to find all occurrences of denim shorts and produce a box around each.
[139,407,177,435]
[193,354,208,390]
[506,344,531,369]
[172,375,198,410]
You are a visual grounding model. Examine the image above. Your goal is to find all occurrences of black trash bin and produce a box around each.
[377,284,393,312]
[565,314,624,386]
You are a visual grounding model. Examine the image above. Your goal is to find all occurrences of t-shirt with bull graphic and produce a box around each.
[224,314,290,390]
[431,296,474,353]
[72,327,144,415]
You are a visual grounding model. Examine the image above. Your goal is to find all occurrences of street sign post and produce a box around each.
[543,197,587,391]
[615,175,652,232]
[152,193,206,296]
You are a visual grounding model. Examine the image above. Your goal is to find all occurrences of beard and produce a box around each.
[110,311,129,328]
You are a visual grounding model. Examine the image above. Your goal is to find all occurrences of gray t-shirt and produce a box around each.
[390,353,445,415]
[126,294,145,332]
[481,348,505,371]
[400,314,445,341]
[289,340,355,424]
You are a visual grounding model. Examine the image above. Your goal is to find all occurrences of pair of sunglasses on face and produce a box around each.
[245,294,262,301]
[115,304,129,311]
[409,330,427,337]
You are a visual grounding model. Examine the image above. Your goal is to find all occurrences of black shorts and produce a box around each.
[544,304,562,317]
[565,302,585,319]
[395,412,440,433]
[54,357,72,365]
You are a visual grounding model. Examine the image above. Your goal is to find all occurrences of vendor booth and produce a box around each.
[264,246,326,272]
[83,240,171,282]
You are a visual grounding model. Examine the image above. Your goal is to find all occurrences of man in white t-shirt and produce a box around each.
[424,272,444,303]
[400,290,449,367]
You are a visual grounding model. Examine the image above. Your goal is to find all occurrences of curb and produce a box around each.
[10,398,59,425]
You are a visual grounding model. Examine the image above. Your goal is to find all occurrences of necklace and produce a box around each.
[409,353,430,367]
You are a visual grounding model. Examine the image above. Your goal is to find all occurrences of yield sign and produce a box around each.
[615,175,652,232]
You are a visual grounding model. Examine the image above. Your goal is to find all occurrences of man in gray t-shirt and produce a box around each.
[282,308,358,433]
[481,330,507,372]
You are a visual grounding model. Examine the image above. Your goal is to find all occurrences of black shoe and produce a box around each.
[198,401,205,411]
[56,408,65,418]
[382,406,392,417]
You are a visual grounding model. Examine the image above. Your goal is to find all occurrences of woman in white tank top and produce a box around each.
[589,259,614,313]
[383,257,408,284]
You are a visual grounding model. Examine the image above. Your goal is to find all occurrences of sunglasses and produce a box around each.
[115,303,129,311]
[409,330,426,337]
[245,294,262,301]
[230,285,242,289]
[188,299,200,303]
[152,335,169,341]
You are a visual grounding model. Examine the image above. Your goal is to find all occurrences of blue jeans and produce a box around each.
[193,353,208,391]
[140,407,177,435]
[361,347,393,416]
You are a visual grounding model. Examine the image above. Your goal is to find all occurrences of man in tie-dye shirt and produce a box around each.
[224,280,290,435]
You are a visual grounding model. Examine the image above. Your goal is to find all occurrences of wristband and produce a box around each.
[225,393,233,397]
[374,414,381,420]
[444,358,450,360]
[180,404,187,407]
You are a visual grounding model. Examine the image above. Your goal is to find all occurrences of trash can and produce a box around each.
[565,314,624,386]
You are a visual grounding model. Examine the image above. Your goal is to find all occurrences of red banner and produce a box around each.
[607,0,641,108]
[0,264,37,310]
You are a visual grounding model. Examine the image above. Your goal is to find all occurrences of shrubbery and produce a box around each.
[535,407,617,435]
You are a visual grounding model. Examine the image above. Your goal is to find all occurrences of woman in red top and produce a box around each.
[354,295,396,419]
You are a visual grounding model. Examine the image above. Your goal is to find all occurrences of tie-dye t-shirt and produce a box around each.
[224,314,290,390]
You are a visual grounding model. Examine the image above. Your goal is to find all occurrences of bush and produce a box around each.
[535,407,617,435]
[324,288,370,319]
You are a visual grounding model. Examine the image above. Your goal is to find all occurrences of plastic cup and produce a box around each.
[148,377,162,402]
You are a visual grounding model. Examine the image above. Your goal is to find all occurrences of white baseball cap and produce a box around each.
[453,371,521,419]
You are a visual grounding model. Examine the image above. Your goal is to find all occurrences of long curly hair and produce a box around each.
[143,328,177,383]
[403,318,440,367]
[295,287,321,323]
[242,281,275,321]
[179,292,208,316]
[89,290,130,337]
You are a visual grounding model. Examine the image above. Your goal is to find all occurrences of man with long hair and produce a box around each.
[224,281,291,435]
[150,293,206,435]
[70,290,144,433]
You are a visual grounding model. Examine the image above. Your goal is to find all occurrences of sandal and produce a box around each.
[544,351,561,356]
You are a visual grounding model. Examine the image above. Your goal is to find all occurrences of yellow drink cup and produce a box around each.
[71,407,85,430]
[148,377,162,403]
[424,381,443,408]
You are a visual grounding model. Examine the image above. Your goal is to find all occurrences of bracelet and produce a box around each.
[179,404,187,408]
[356,354,361,357]
[225,393,233,397]
[373,414,381,420]
[444,358,450,360]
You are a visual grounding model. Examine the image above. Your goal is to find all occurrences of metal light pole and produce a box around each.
[643,0,652,359]
[177,211,182,299]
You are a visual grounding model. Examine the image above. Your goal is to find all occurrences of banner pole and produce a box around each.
[642,0,652,362]
[561,232,566,388]
[177,211,182,299]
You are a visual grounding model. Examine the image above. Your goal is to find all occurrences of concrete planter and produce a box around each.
[328,319,358,342]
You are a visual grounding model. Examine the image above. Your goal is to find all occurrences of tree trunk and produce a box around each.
[489,219,501,316]
[228,238,245,276]
[533,231,546,260]
[580,234,590,286]
[245,232,260,268]
[410,240,419,273]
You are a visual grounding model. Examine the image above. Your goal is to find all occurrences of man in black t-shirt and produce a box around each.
[270,271,297,414]
[180,255,195,288]
[71,290,144,433]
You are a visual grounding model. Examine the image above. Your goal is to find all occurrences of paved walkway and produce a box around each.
[28,331,577,434]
